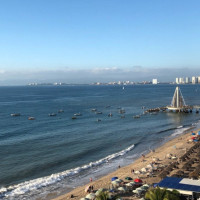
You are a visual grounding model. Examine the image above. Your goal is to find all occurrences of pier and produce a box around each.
[145,87,200,113]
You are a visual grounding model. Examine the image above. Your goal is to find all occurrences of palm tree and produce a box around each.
[145,187,167,200]
[145,187,180,200]
[95,191,109,200]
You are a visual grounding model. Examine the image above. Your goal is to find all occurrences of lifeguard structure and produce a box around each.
[166,86,190,112]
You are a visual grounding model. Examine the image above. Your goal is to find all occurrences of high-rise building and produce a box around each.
[175,78,179,84]
[179,77,184,84]
[152,79,158,84]
[198,76,200,84]
[185,77,190,84]
[192,76,197,84]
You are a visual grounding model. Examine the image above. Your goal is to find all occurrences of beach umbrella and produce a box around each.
[111,180,120,185]
[117,187,126,192]
[125,183,134,187]
[125,176,133,180]
[134,170,141,174]
[192,133,196,135]
[116,178,123,182]
[111,177,118,181]
[143,184,150,188]
[141,167,147,172]
[86,193,96,200]
[134,178,143,183]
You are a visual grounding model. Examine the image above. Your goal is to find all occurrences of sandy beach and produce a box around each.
[50,128,199,200]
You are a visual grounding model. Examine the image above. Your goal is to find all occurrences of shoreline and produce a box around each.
[51,127,199,200]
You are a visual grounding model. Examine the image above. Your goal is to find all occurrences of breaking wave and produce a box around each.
[0,144,135,199]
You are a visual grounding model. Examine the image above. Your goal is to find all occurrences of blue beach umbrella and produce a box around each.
[111,177,118,181]
[192,133,196,135]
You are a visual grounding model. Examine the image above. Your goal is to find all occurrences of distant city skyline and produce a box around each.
[0,0,200,85]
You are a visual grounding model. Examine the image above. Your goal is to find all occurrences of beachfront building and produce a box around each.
[152,79,158,84]
[158,177,200,199]
[185,77,190,84]
[192,76,198,84]
[176,77,179,84]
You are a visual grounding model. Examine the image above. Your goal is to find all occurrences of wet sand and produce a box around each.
[52,128,199,200]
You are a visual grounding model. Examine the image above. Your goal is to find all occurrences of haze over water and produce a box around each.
[1,84,200,199]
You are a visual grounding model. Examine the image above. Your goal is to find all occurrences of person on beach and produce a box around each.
[118,165,121,169]
[131,169,134,174]
[141,154,145,162]
[90,177,93,182]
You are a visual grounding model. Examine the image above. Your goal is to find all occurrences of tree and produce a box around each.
[145,187,180,200]
[95,191,110,200]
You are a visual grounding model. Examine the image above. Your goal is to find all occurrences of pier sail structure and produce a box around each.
[167,87,187,111]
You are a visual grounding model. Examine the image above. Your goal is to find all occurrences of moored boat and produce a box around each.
[74,113,82,116]
[49,113,57,116]
[28,117,35,120]
[11,113,21,117]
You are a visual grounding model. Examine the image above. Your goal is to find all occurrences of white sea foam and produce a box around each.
[171,127,191,137]
[0,144,135,198]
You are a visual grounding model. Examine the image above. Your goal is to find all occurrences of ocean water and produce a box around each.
[0,84,200,200]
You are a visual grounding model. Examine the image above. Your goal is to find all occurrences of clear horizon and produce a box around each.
[0,0,200,84]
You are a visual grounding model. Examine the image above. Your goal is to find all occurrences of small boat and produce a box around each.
[28,117,35,120]
[119,109,125,114]
[91,108,97,112]
[72,116,77,120]
[95,111,102,114]
[133,115,140,118]
[108,112,113,117]
[96,118,101,122]
[74,113,82,116]
[58,109,64,113]
[49,113,57,116]
[11,113,20,117]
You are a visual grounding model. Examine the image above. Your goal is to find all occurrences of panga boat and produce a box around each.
[72,116,77,119]
[133,115,140,118]
[58,109,64,113]
[49,113,57,116]
[91,108,97,112]
[11,113,21,117]
[28,117,35,120]
[96,118,101,122]
[96,111,102,114]
[74,113,82,116]
[108,112,113,117]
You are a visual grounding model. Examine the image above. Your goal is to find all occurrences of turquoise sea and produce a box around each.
[0,84,200,200]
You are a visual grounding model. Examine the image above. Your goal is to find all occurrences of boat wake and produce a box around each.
[0,144,135,199]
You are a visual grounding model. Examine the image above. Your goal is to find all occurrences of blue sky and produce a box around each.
[0,0,200,84]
